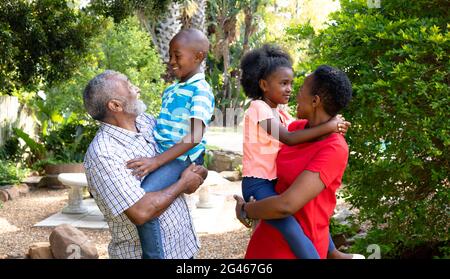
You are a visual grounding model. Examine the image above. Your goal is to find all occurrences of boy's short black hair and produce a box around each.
[311,65,353,116]
[240,44,293,99]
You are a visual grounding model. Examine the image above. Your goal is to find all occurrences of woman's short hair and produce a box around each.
[311,65,352,116]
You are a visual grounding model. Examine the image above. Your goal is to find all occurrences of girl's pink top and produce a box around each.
[242,100,293,180]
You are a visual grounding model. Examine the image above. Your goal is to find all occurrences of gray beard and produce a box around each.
[124,99,147,116]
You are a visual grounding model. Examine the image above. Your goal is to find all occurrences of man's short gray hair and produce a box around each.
[83,70,126,121]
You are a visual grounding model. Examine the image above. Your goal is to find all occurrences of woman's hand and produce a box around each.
[234,195,255,228]
[126,156,162,179]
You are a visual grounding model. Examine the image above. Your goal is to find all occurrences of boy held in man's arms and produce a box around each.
[126,28,215,259]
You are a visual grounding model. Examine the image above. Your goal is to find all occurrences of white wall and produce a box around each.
[0,96,38,147]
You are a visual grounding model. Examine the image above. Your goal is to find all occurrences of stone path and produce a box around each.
[34,199,107,229]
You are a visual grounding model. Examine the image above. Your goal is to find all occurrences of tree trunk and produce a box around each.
[136,3,181,64]
[155,2,182,63]
[242,6,253,56]
[182,0,207,70]
[136,9,158,49]
[189,0,207,33]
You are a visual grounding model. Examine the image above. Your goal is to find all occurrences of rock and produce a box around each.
[28,242,54,259]
[219,171,241,182]
[231,157,243,170]
[208,150,243,172]
[0,218,19,233]
[5,252,26,259]
[4,187,20,200]
[17,184,30,196]
[21,176,44,188]
[28,171,40,176]
[0,190,9,202]
[49,224,98,259]
[212,160,232,172]
[346,231,368,245]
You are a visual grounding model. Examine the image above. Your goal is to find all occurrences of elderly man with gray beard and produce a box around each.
[83,70,206,259]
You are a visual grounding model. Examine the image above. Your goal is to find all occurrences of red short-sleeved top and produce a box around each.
[245,120,349,259]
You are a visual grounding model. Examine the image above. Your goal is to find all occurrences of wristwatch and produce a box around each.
[240,202,252,226]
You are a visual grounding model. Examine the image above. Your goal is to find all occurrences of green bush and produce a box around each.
[12,122,97,170]
[0,137,22,162]
[0,160,28,186]
[291,0,449,257]
[42,122,98,163]
[0,0,100,99]
[329,217,359,238]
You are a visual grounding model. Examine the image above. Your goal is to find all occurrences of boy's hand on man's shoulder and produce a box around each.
[126,157,162,179]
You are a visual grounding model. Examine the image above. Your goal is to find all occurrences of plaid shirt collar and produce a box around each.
[99,114,153,146]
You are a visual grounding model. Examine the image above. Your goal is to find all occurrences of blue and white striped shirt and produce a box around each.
[84,113,200,259]
[154,73,215,162]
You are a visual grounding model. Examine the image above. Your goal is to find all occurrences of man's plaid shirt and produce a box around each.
[84,113,200,259]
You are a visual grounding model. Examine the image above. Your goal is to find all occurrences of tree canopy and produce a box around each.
[0,0,100,98]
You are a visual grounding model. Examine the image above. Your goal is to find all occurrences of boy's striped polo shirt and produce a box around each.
[154,72,215,161]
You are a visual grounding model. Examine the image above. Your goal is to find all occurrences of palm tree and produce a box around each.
[154,1,182,63]
[137,0,208,65]
[181,0,207,33]
[137,1,182,63]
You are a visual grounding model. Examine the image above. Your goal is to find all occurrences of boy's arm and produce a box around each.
[125,164,206,225]
[152,118,205,166]
[126,118,205,179]
[259,115,350,146]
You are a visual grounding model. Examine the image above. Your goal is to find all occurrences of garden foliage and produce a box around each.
[291,0,449,257]
[34,16,165,164]
[0,0,99,99]
[1,1,166,166]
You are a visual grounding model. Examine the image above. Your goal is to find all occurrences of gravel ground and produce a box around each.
[0,187,250,259]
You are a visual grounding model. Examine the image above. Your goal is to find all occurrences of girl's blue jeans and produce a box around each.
[137,154,204,259]
[242,177,336,259]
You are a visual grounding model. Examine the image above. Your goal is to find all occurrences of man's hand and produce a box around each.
[329,114,351,136]
[192,164,208,180]
[126,157,162,179]
[180,164,205,194]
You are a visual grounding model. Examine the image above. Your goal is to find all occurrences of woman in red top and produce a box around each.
[234,65,359,259]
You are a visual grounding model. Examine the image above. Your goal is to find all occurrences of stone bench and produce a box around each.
[57,173,89,214]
